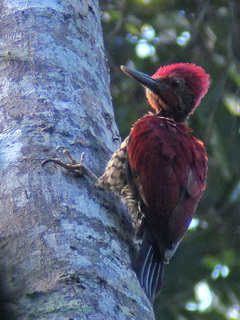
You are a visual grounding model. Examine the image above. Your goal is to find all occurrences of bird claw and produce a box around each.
[42,149,98,182]
[42,149,87,176]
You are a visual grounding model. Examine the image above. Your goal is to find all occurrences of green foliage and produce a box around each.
[101,0,240,319]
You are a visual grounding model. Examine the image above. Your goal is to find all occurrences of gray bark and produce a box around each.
[0,0,154,319]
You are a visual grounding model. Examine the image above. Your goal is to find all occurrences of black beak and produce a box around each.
[121,65,165,93]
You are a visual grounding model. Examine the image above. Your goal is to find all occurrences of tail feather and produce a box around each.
[134,231,165,301]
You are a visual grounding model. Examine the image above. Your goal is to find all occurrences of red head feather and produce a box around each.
[152,63,210,108]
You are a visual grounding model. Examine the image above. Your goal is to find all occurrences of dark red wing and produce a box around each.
[127,114,207,247]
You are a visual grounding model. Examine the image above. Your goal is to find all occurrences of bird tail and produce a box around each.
[134,229,165,302]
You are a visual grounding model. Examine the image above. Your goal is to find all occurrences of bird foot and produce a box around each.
[42,148,98,182]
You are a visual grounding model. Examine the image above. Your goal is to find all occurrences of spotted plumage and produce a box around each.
[96,137,128,194]
[96,136,143,228]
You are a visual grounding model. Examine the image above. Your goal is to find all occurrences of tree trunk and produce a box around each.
[0,1,154,319]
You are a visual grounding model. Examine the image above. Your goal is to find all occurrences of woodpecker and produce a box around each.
[43,63,210,302]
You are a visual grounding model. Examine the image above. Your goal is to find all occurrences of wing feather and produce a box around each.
[128,114,207,248]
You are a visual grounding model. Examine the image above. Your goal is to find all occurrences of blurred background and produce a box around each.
[100,0,240,319]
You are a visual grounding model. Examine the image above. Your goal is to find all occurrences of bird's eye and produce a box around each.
[170,77,183,89]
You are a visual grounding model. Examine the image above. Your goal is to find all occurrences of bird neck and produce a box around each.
[146,88,191,123]
[157,109,189,123]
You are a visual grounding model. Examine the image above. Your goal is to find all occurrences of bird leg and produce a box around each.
[42,148,98,183]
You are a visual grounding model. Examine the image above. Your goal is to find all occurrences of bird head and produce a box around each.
[121,63,210,122]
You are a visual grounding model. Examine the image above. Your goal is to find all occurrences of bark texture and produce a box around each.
[0,0,154,319]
